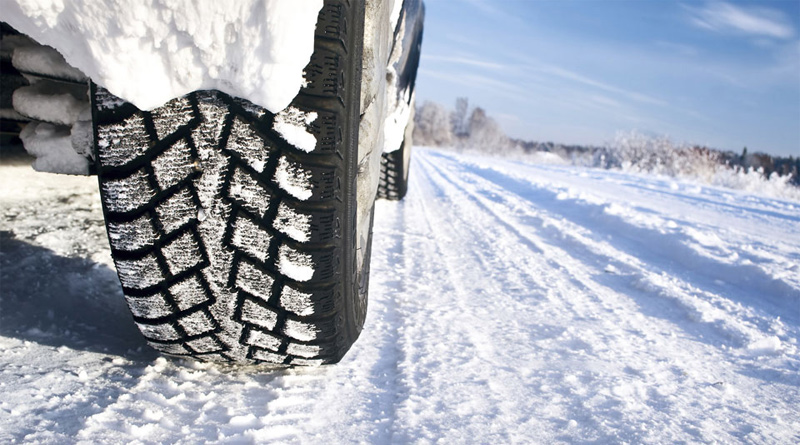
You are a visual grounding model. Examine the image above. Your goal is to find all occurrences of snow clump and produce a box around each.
[2,0,323,112]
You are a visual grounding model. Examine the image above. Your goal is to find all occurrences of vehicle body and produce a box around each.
[1,0,424,365]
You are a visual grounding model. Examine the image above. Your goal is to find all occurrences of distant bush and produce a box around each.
[413,100,799,199]
[598,132,800,200]
[414,98,512,155]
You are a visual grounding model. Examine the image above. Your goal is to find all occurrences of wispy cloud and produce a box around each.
[417,68,529,103]
[686,1,795,39]
[588,94,623,109]
[461,0,523,25]
[534,64,669,107]
[422,54,507,71]
[655,41,700,57]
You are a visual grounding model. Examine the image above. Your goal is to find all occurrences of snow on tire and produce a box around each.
[92,0,368,366]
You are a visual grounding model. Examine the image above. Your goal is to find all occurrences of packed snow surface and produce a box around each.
[2,148,799,443]
[1,0,323,112]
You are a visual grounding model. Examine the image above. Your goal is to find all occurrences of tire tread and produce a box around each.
[93,0,366,365]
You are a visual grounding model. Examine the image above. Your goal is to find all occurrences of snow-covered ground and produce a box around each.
[1,147,798,443]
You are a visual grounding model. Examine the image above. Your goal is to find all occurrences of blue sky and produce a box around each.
[414,0,800,157]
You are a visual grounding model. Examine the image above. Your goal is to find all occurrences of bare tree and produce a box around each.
[413,101,454,147]
[465,107,509,153]
[451,97,469,137]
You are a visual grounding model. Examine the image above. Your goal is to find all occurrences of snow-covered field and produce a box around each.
[1,147,798,443]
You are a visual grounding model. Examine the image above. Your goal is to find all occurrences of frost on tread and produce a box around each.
[93,0,366,366]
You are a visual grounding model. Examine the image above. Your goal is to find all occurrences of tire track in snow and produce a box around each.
[481,156,800,300]
[411,149,800,443]
[385,151,565,443]
[400,151,709,442]
[425,151,799,345]
[414,152,699,442]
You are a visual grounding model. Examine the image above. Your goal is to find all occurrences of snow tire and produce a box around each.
[377,137,411,201]
[92,0,367,366]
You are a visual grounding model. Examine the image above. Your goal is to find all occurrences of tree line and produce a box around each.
[413,98,799,186]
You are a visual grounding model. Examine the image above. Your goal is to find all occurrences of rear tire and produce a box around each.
[92,0,367,366]
[377,109,413,201]
[376,142,410,201]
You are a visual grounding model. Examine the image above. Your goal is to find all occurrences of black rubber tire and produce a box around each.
[377,137,411,201]
[92,0,367,366]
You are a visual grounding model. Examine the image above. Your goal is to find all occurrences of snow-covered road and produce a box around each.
[1,148,798,443]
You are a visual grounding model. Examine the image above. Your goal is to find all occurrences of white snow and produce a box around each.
[12,82,88,126]
[381,90,413,154]
[115,254,163,290]
[277,244,315,282]
[228,167,271,218]
[272,203,311,243]
[226,116,270,173]
[2,147,799,443]
[1,0,323,112]
[19,121,90,175]
[235,260,274,303]
[279,285,315,316]
[11,41,87,82]
[273,107,318,153]
[231,215,272,263]
[100,169,155,213]
[274,156,313,201]
[283,319,319,342]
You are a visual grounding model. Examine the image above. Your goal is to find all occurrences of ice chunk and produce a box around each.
[107,214,157,251]
[283,318,319,342]
[286,342,321,358]
[240,299,278,330]
[125,293,172,319]
[101,169,155,213]
[136,322,180,341]
[177,311,215,336]
[228,167,271,217]
[97,114,150,167]
[161,231,203,276]
[169,275,209,311]
[246,329,282,350]
[116,254,163,289]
